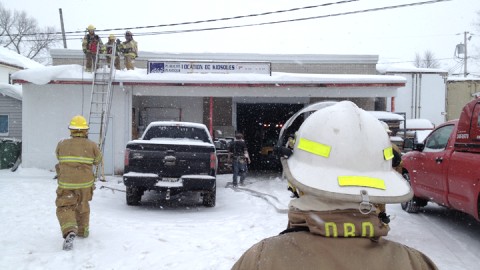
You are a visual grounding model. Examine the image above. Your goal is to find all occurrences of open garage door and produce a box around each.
[236,103,304,171]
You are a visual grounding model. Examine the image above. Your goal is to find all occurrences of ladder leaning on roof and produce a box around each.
[88,42,117,181]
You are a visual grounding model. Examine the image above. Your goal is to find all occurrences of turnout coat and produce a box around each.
[231,204,438,270]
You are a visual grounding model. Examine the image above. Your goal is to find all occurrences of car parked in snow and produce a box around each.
[123,121,217,207]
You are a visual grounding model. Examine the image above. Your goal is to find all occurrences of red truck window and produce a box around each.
[472,103,480,141]
[424,124,454,150]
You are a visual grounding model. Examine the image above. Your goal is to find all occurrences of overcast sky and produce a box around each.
[2,0,480,75]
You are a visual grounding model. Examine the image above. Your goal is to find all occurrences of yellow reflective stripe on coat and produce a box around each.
[58,180,94,189]
[58,156,95,164]
[297,138,331,158]
[383,147,393,160]
[338,176,386,190]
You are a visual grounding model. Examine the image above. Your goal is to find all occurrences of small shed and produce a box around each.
[446,77,480,120]
[378,64,448,126]
[0,47,43,140]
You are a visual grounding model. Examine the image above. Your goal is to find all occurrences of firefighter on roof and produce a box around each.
[119,30,138,70]
[55,115,102,250]
[106,34,121,70]
[82,25,104,72]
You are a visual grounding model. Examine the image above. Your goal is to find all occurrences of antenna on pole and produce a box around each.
[463,31,468,77]
[454,31,470,77]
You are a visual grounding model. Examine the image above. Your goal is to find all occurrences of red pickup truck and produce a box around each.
[401,97,480,221]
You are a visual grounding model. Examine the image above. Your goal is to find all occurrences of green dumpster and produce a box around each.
[0,139,22,169]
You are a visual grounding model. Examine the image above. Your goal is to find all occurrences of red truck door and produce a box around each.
[448,99,480,219]
[455,98,480,152]
[470,101,480,143]
[413,124,455,204]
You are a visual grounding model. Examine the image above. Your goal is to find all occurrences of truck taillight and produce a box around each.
[210,152,217,169]
[124,149,130,167]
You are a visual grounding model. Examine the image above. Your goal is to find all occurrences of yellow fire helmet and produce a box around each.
[68,115,89,130]
[284,101,412,205]
[87,24,95,31]
[109,34,116,40]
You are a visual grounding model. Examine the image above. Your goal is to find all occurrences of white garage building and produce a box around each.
[13,52,406,175]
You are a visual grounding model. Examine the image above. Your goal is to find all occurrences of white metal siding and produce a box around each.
[0,95,22,139]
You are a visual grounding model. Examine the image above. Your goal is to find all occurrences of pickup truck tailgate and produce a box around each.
[125,142,215,177]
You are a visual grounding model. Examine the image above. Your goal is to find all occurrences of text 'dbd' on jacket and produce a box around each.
[232,208,438,270]
[55,137,102,186]
[231,232,438,270]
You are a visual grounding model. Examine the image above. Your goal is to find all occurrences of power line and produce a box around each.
[127,0,454,36]
[11,0,451,38]
[17,0,360,36]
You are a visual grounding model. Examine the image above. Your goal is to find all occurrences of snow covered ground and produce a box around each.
[1,167,479,270]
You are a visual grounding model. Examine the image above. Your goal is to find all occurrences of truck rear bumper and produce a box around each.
[123,173,216,191]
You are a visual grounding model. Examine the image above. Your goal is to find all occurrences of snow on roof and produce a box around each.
[404,119,434,130]
[0,47,44,69]
[368,111,405,121]
[146,121,208,129]
[11,64,406,85]
[0,83,22,100]
[447,76,480,81]
[377,63,447,74]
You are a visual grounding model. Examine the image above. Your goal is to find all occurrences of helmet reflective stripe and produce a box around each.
[297,138,331,158]
[58,156,94,164]
[58,180,94,189]
[338,176,386,190]
[383,147,393,160]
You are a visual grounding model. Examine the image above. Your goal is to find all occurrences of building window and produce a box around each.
[0,115,8,136]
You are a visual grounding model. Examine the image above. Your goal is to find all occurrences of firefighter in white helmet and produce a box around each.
[55,115,102,250]
[232,101,438,270]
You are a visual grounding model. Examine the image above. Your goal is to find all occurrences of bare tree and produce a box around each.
[0,3,60,62]
[413,50,440,68]
[414,53,422,68]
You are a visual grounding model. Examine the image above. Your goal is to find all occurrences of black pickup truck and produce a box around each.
[123,121,217,207]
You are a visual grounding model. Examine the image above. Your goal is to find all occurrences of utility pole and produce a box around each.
[59,8,67,48]
[464,31,468,77]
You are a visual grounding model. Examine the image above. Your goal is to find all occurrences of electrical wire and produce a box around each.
[12,0,452,38]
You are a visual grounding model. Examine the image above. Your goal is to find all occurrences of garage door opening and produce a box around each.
[236,103,304,171]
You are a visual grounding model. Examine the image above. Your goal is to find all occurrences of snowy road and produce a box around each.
[0,168,479,270]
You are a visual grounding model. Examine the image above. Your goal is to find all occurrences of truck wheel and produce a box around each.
[202,188,216,207]
[126,187,142,205]
[401,172,420,213]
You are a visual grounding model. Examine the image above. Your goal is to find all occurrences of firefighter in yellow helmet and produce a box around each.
[105,34,121,70]
[118,30,138,70]
[232,101,438,270]
[55,115,102,250]
[82,24,104,72]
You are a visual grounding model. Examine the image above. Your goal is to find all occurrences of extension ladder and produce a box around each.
[88,43,117,181]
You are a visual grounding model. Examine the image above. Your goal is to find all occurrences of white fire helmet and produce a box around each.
[285,101,412,204]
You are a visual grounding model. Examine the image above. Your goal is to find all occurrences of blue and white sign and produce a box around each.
[148,60,271,75]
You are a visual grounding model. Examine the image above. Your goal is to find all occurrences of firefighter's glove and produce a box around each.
[378,211,390,224]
